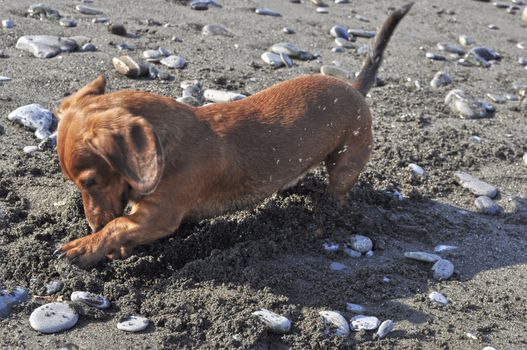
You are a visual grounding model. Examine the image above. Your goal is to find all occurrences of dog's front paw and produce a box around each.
[54,232,108,267]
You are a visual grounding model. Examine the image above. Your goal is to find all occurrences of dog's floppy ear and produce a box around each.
[85,114,164,195]
[56,75,106,120]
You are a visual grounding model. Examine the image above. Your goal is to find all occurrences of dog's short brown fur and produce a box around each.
[55,4,412,266]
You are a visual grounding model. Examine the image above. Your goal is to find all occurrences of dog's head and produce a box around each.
[56,76,164,232]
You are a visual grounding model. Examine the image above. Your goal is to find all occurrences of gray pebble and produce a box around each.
[203,89,245,103]
[335,0,350,3]
[430,71,452,88]
[319,310,350,336]
[519,57,527,66]
[255,8,281,16]
[23,145,39,154]
[523,153,527,166]
[445,89,495,119]
[408,163,425,177]
[1,287,29,317]
[434,245,458,253]
[0,76,11,82]
[432,259,454,280]
[350,315,380,331]
[58,343,79,350]
[160,55,186,69]
[143,49,161,62]
[437,42,465,55]
[8,104,53,139]
[375,320,394,338]
[27,3,60,20]
[346,303,366,313]
[148,65,159,79]
[71,291,110,309]
[517,42,527,49]
[454,171,497,198]
[459,35,475,46]
[465,47,500,67]
[191,1,208,10]
[486,93,507,104]
[425,52,446,61]
[323,242,340,252]
[475,196,501,214]
[158,47,170,57]
[252,309,291,334]
[202,24,233,37]
[108,23,127,36]
[261,51,284,68]
[2,19,14,29]
[59,18,77,27]
[320,65,351,80]
[81,43,96,52]
[282,27,295,34]
[404,251,442,263]
[429,291,449,305]
[117,315,149,332]
[355,15,369,22]
[46,281,64,295]
[280,53,293,68]
[344,247,361,258]
[316,7,329,13]
[332,47,344,53]
[347,29,375,38]
[177,96,201,106]
[482,347,497,350]
[365,250,374,257]
[116,42,135,51]
[112,56,146,78]
[76,5,103,15]
[488,24,499,30]
[29,303,78,333]
[269,42,314,60]
[335,37,354,49]
[350,235,373,253]
[16,35,78,59]
[92,17,110,24]
[330,25,349,40]
[329,262,347,271]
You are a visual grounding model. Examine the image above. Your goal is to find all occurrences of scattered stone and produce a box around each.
[319,311,350,336]
[332,47,344,53]
[117,42,135,51]
[92,17,110,24]
[469,135,482,142]
[404,251,442,263]
[320,65,351,80]
[1,287,29,318]
[488,24,499,30]
[350,315,380,331]
[459,35,475,46]
[310,0,328,6]
[454,172,497,198]
[365,250,374,257]
[335,37,354,49]
[346,303,366,313]
[437,42,465,55]
[486,93,507,104]
[261,52,284,68]
[252,309,291,334]
[429,291,449,305]
[408,163,425,177]
[323,242,340,252]
[112,56,146,78]
[16,35,78,59]
[58,343,79,350]
[23,145,39,154]
[255,8,281,16]
[0,76,11,82]
[2,19,14,29]
[445,89,496,119]
[355,15,369,22]
[117,315,150,332]
[280,53,293,67]
[335,0,350,3]
[316,7,329,13]
[329,262,347,271]
[191,1,208,10]
[330,25,349,40]
[269,42,315,60]
[465,47,500,67]
[202,24,233,37]
[517,42,527,49]
[76,5,103,15]
[434,245,458,253]
[475,196,501,214]
[143,50,161,62]
[46,281,64,295]
[8,104,53,139]
[203,89,245,103]
[108,23,127,36]
[159,47,170,57]
[27,3,60,20]
[71,291,110,309]
[519,57,527,66]
[350,235,373,253]
[432,259,454,280]
[482,347,497,350]
[282,27,295,34]
[425,52,446,61]
[347,29,376,38]
[59,18,77,27]
[160,55,186,69]
[81,43,96,52]
[29,303,78,333]
[375,320,395,338]
[430,71,452,88]
[344,247,362,258]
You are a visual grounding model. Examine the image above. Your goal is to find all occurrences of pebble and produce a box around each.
[517,42,527,49]
[475,196,501,214]
[482,347,497,350]
[459,35,475,46]
[408,163,425,177]
[355,15,369,22]
[160,55,186,69]
[465,47,500,67]
[437,42,465,55]
[148,65,159,79]
[323,242,340,252]
[255,8,281,16]
[58,343,79,350]
[320,65,351,80]
[375,320,395,338]
[432,259,454,280]
[425,52,446,61]
[346,303,366,313]
[350,315,380,331]
[71,291,110,309]
[23,145,39,154]
[27,3,60,20]
[488,24,499,30]
[0,76,11,82]
[46,281,64,295]
[330,25,349,40]
[445,89,495,119]
[316,7,329,13]
[92,17,110,24]
[202,24,233,37]
[252,309,291,334]
[486,93,507,104]
[344,247,361,258]
[365,250,374,257]
[2,19,14,29]
[269,42,314,60]
[404,251,442,263]
[434,245,458,253]
[282,27,295,34]
[117,42,135,51]
[143,50,161,62]
[430,71,452,88]
[350,235,373,253]
[319,310,350,336]
[335,37,354,49]
[261,52,284,68]
[280,53,293,68]
[8,104,53,139]
[59,18,77,27]
[335,0,350,3]
[76,5,103,15]
[159,47,170,57]
[329,262,347,271]
[191,2,208,10]
[1,287,29,318]
[16,35,78,59]
[429,291,449,305]
[310,0,328,6]
[112,56,146,78]
[108,23,127,36]
[523,153,527,166]
[454,172,497,198]
[116,315,150,332]
[29,303,78,333]
[177,96,200,106]
[332,47,344,53]
[81,43,97,52]
[347,29,376,38]
[203,89,245,103]
[519,57,527,66]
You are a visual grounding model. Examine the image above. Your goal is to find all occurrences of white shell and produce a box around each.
[350,315,380,331]
[432,259,454,280]
[404,251,441,263]
[252,309,291,334]
[375,320,394,338]
[429,291,449,305]
[319,310,350,336]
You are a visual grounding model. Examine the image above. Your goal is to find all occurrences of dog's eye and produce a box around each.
[81,178,97,189]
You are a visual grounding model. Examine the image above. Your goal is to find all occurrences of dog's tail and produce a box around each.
[351,3,413,96]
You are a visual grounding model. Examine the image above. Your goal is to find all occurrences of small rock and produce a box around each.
[437,42,465,55]
[2,19,14,29]
[282,27,295,34]
[404,251,442,263]
[160,55,186,69]
[475,196,501,214]
[488,24,499,30]
[148,65,159,79]
[59,18,77,27]
[252,309,291,334]
[112,56,146,78]
[316,7,329,13]
[92,17,110,24]
[432,259,454,280]
[117,315,149,332]
[81,43,96,52]
[350,235,373,253]
[332,47,344,53]
[71,291,110,309]
[344,247,361,258]
[16,35,78,59]
[429,291,449,305]
[108,23,127,36]
[519,57,527,66]
[445,90,495,119]
[27,4,60,20]
[143,50,161,62]
[523,153,527,166]
[454,172,497,198]
[320,65,351,80]
[261,52,284,68]
[486,93,507,104]
[76,5,103,15]
[280,53,293,67]
[330,25,349,40]
[408,163,425,177]
[1,287,29,318]
[29,303,78,333]
[347,29,376,38]
[116,42,135,51]
[464,47,500,67]
[58,343,79,350]
[430,71,452,88]
[255,8,281,16]
[269,42,314,60]
[365,250,374,257]
[323,242,340,252]
[459,35,475,46]
[355,15,369,22]
[176,96,200,106]
[329,262,347,271]
[203,89,245,103]
[191,1,208,10]
[8,104,53,139]
[434,245,458,253]
[46,281,64,295]
[375,320,394,338]
[0,76,11,82]
[425,52,446,61]
[158,47,170,57]
[482,347,497,350]
[346,303,366,313]
[202,24,233,37]
[319,310,350,336]
[517,42,527,49]
[335,37,354,49]
[350,315,380,331]
[23,145,39,154]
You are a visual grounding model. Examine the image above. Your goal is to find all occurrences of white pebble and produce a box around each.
[117,315,149,332]
[434,245,458,253]
[375,320,394,338]
[350,235,372,253]
[404,251,442,263]
[346,303,366,313]
[432,259,454,280]
[29,303,78,333]
[71,291,110,309]
[408,163,425,177]
[203,89,246,103]
[429,291,449,305]
[252,309,291,334]
[350,315,380,331]
[319,310,350,336]
[323,242,340,253]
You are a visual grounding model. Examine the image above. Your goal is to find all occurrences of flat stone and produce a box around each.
[76,5,103,15]
[350,315,380,331]
[432,259,454,280]
[430,71,452,88]
[335,37,354,49]
[320,65,351,80]
[255,8,281,16]
[46,281,64,295]
[347,29,376,38]
[434,245,458,253]
[475,196,501,214]
[117,315,149,332]
[27,3,60,20]
[203,89,246,103]
[454,172,497,198]
[71,291,110,309]
[202,24,233,37]
[329,261,347,271]
[330,25,349,40]
[269,42,314,60]
[112,56,146,78]
[404,251,442,263]
[429,291,449,305]
[59,18,77,27]
[261,52,283,68]
[252,309,291,334]
[29,303,78,333]
[143,50,161,62]
[445,90,495,119]
[160,55,186,69]
[425,52,446,61]
[437,42,465,55]
[375,320,394,338]
[346,303,366,313]
[464,47,500,67]
[16,35,78,59]
[81,43,96,52]
[8,104,53,139]
[319,311,349,336]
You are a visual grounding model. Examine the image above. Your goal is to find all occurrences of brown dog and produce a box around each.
[54,4,413,266]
